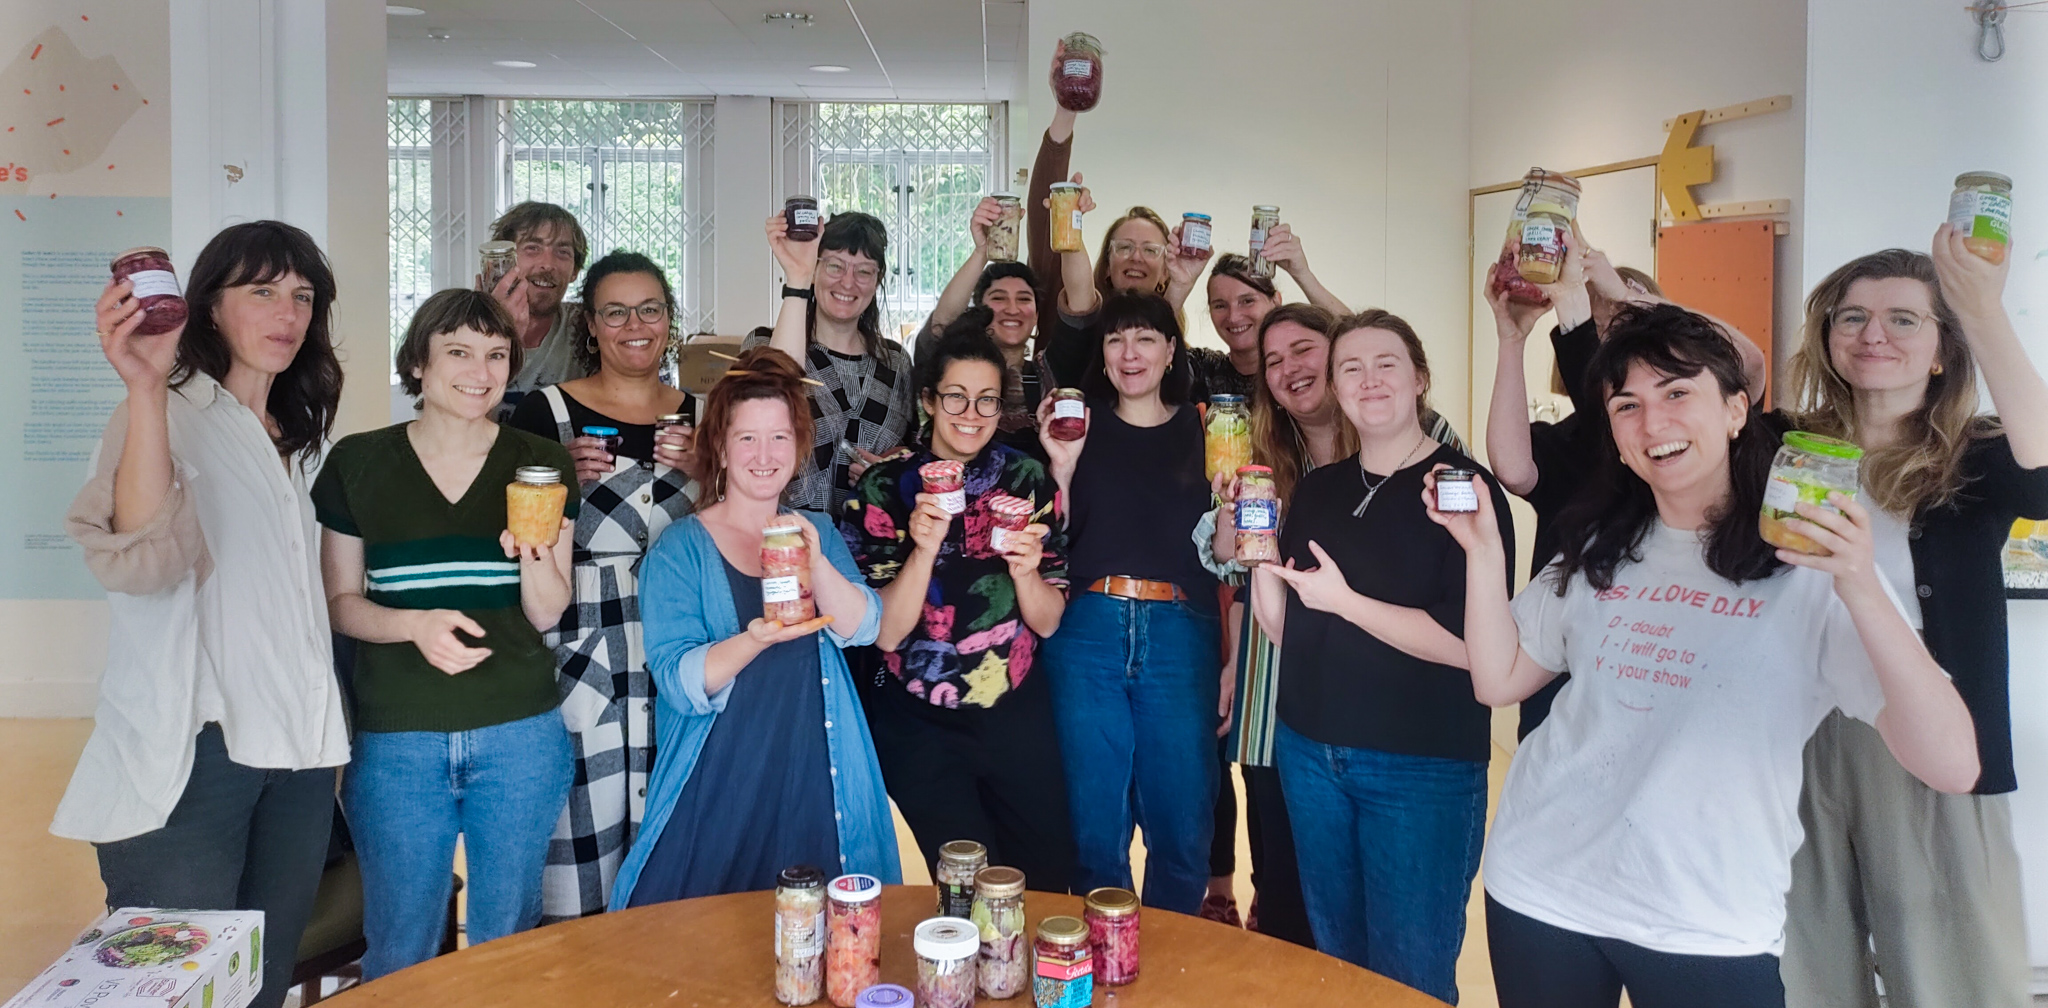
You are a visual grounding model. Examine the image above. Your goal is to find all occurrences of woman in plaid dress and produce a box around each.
[508,251,698,920]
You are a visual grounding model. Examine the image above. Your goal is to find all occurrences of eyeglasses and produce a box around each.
[820,260,882,286]
[597,302,671,328]
[1108,239,1168,263]
[936,392,1004,418]
[1829,306,1933,337]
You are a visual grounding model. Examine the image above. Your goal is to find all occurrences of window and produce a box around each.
[776,102,1008,338]
[387,99,436,357]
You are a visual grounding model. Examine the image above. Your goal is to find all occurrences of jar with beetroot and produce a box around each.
[1047,389,1086,441]
[1083,887,1139,986]
[1053,33,1104,112]
[921,460,966,516]
[1233,465,1280,565]
[785,195,822,242]
[762,516,816,625]
[109,247,189,336]
[825,874,882,1007]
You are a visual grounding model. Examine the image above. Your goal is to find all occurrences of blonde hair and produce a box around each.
[1092,207,1172,298]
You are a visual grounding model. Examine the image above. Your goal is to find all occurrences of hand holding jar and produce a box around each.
[906,492,955,557]
[1931,220,2011,326]
[767,209,825,289]
[1165,221,1214,289]
[1035,394,1088,486]
[654,411,695,471]
[94,275,183,392]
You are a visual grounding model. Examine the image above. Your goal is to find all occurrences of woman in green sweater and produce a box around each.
[316,289,578,978]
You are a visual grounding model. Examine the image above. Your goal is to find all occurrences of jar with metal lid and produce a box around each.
[1048,183,1085,254]
[1949,172,2013,265]
[987,193,1024,263]
[1031,916,1093,1008]
[1054,32,1104,112]
[1434,468,1479,513]
[1760,432,1863,557]
[108,247,188,335]
[1248,205,1282,278]
[762,516,816,625]
[934,840,987,918]
[785,195,823,242]
[913,918,980,1008]
[507,466,568,548]
[1047,388,1087,441]
[1205,394,1252,482]
[1234,465,1280,565]
[971,866,1027,999]
[478,240,517,292]
[1511,168,1583,285]
[775,865,827,1005]
[1180,213,1213,258]
[825,874,882,1007]
[1083,887,1139,986]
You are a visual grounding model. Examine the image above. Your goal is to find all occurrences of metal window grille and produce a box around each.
[775,102,1008,338]
[388,99,437,358]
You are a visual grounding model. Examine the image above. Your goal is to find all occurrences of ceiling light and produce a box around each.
[765,12,816,27]
[809,64,851,73]
[426,28,450,40]
[386,5,425,14]
[493,60,538,68]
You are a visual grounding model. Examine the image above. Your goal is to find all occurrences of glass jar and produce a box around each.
[1760,432,1864,557]
[1234,465,1280,565]
[913,918,980,1008]
[1031,916,1093,1008]
[824,874,882,1007]
[1434,468,1479,513]
[920,460,967,516]
[1047,388,1087,441]
[1511,168,1583,285]
[934,840,987,919]
[506,466,568,548]
[1248,205,1281,278]
[775,866,827,1006]
[1180,213,1213,258]
[1053,32,1104,112]
[1082,887,1139,987]
[1949,172,2013,265]
[580,424,624,458]
[988,193,1024,263]
[109,247,189,336]
[853,985,912,1008]
[971,867,1027,999]
[1205,394,1252,482]
[477,240,516,293]
[763,516,817,625]
[1048,183,1085,254]
[785,195,823,242]
[987,495,1035,554]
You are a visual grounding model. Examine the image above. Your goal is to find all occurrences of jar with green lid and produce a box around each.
[1948,172,2013,265]
[1760,432,1863,557]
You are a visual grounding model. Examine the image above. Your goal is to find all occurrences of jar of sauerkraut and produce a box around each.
[775,865,827,1005]
[506,466,568,548]
[762,516,816,625]
[1760,432,1863,557]
[914,918,980,1008]
[1949,172,2013,265]
[1234,465,1280,565]
[972,867,1028,999]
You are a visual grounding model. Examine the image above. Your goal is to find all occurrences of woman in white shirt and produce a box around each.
[1426,304,1976,1008]
[63,222,351,1008]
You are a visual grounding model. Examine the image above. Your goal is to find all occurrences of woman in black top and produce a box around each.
[1251,310,1512,1004]
[1038,292,1220,915]
[915,199,1056,461]
[1779,233,2048,1006]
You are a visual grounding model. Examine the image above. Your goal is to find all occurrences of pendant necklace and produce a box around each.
[1353,432,1431,518]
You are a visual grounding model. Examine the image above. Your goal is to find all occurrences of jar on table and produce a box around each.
[775,865,827,1006]
[987,193,1024,263]
[1759,431,1863,557]
[825,874,882,1007]
[920,460,967,516]
[1205,394,1252,482]
[1031,916,1093,1008]
[785,195,823,242]
[1948,171,2013,265]
[478,240,516,292]
[913,918,980,1008]
[1046,389,1087,441]
[108,247,188,335]
[762,516,816,625]
[1248,205,1281,278]
[1180,213,1213,257]
[987,495,1036,554]
[1511,168,1583,285]
[934,840,987,919]
[1082,887,1139,987]
[1054,32,1104,112]
[506,466,568,548]
[1048,183,1085,254]
[1234,465,1280,566]
[971,866,1027,999]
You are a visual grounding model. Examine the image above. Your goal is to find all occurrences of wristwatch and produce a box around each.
[782,285,815,301]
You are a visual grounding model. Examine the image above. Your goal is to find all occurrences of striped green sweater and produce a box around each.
[313,423,580,733]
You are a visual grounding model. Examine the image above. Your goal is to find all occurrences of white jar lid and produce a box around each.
[913,917,979,960]
[828,874,882,903]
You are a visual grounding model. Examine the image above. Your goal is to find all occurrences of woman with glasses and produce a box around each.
[507,251,699,922]
[916,197,1053,461]
[1779,234,2048,1007]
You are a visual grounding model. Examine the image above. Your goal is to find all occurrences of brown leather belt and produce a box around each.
[1087,576,1187,602]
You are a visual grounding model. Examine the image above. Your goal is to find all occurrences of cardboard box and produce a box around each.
[4,908,264,1008]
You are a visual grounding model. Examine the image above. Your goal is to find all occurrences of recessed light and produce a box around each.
[426,28,450,40]
[386,5,425,14]
[493,59,538,68]
[809,64,851,73]
[765,12,816,27]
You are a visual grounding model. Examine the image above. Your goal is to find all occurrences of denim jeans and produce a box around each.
[1275,720,1486,1004]
[1041,591,1220,915]
[344,709,573,979]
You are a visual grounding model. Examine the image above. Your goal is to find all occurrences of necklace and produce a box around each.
[1352,432,1431,518]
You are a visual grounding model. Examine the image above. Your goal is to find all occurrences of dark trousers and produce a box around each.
[1486,895,1785,1008]
[95,724,337,1008]
[1242,762,1314,948]
[1209,738,1237,878]
[863,666,1077,894]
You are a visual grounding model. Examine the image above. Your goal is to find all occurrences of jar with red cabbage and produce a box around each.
[913,918,980,1008]
[1047,389,1086,441]
[825,874,882,1007]
[109,247,189,336]
[1053,33,1104,112]
[1083,887,1139,986]
[763,516,816,625]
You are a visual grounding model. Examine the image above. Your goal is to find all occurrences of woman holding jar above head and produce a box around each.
[1193,229,1351,401]
[915,196,1054,461]
[610,347,899,907]
[1778,232,2048,1008]
[506,250,699,922]
[63,221,349,1008]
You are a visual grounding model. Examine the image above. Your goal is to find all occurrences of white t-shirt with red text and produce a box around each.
[1484,522,1893,957]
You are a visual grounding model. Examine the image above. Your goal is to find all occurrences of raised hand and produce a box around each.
[1421,464,1503,553]
[95,277,182,391]
[767,212,822,288]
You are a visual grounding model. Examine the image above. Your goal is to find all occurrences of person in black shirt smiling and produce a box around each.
[1251,309,1512,1004]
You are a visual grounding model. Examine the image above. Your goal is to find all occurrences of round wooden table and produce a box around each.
[329,885,1447,1006]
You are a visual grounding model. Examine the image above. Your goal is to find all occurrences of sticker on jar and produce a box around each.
[1070,210,1084,231]
[777,909,825,959]
[1248,227,1267,251]
[991,527,1030,553]
[1182,224,1212,250]
[1520,220,1559,248]
[1236,499,1278,532]
[790,207,822,228]
[934,488,965,514]
[1052,398,1086,420]
[125,269,183,300]
[1764,475,1842,516]
[1947,190,2012,244]
[1062,59,1093,78]
[763,575,803,604]
[1434,479,1479,513]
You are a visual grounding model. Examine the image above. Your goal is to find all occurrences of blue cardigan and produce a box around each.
[609,509,902,910]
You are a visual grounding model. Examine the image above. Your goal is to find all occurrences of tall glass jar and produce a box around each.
[934,840,987,919]
[988,193,1024,263]
[1759,431,1863,557]
[1205,394,1252,482]
[1053,32,1104,112]
[1048,183,1085,254]
[1248,205,1281,278]
[762,516,816,625]
[774,866,827,1005]
[825,874,882,1007]
[1083,887,1139,987]
[1234,465,1280,565]
[1949,171,2013,265]
[913,918,980,1008]
[108,247,188,335]
[1511,168,1583,284]
[971,866,1027,999]
[507,466,568,548]
[1031,916,1093,1008]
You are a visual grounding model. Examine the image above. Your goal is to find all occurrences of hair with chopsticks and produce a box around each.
[693,345,817,503]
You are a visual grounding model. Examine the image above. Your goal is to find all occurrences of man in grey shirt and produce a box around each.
[488,201,591,419]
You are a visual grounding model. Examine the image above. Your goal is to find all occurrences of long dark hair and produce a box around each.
[1552,303,1783,593]
[1079,292,1192,405]
[972,261,1038,306]
[809,211,890,358]
[575,250,678,372]
[173,221,342,464]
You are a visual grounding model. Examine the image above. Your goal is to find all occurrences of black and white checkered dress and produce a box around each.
[530,385,698,922]
[743,331,916,513]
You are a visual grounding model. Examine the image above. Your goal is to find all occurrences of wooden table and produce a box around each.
[330,885,1447,1007]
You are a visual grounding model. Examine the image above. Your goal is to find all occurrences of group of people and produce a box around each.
[55,45,2042,1008]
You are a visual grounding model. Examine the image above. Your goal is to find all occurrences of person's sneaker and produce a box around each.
[1199,891,1242,927]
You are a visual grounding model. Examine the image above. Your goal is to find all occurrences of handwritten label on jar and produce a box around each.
[1062,59,1092,77]
[125,270,182,300]
[1947,190,2012,245]
[935,489,966,514]
[791,207,822,228]
[1521,220,1559,247]
[1052,398,1085,420]
[1182,223,1211,250]
[777,909,825,959]
[1070,210,1084,231]
[1236,499,1278,532]
[763,575,803,603]
[1435,479,1478,513]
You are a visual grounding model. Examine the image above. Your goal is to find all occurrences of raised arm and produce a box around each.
[924,197,1003,343]
[1934,222,2048,467]
[1483,264,1550,497]
[766,212,824,360]
[1257,224,1348,316]
[1423,468,1559,705]
[1027,43,1082,316]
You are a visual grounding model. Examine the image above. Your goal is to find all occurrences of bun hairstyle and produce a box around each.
[693,345,816,502]
[1208,253,1279,299]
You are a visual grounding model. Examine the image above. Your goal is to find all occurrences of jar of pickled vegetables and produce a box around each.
[1180,213,1213,257]
[775,865,827,1006]
[1234,465,1280,566]
[507,466,568,548]
[988,193,1024,263]
[1760,432,1863,557]
[763,516,816,625]
[1248,205,1281,278]
[1032,916,1093,1008]
[1205,394,1252,482]
[1048,183,1085,254]
[935,840,987,919]
[1047,388,1087,441]
[971,866,1027,999]
[478,240,516,293]
[1949,172,2013,265]
[914,918,980,1008]
[987,495,1035,554]
[921,460,966,516]
[1083,887,1139,987]
[1054,32,1104,112]
[1511,169,1582,285]
[825,874,882,1007]
[109,247,189,336]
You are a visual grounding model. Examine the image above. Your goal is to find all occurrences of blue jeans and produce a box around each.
[1041,591,1220,915]
[344,709,573,980]
[1275,720,1486,1004]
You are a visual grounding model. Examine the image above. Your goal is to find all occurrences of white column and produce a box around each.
[713,95,775,335]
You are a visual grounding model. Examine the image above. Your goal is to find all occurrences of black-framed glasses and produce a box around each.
[597,302,672,328]
[936,392,1004,418]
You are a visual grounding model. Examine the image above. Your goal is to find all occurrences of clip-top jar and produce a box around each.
[972,866,1028,999]
[914,918,980,1008]
[1180,213,1213,257]
[988,193,1024,263]
[825,874,882,1007]
[935,840,987,918]
[1949,172,2013,265]
[1248,205,1281,278]
[109,247,189,336]
[1054,32,1104,112]
[775,865,827,1005]
[1032,916,1093,1008]
[762,516,816,625]
[507,466,568,548]
[1204,394,1252,482]
[1083,887,1139,987]
[1759,432,1863,557]
[1234,465,1280,565]
[1511,169,1583,284]
[1048,183,1085,254]
[1047,388,1087,441]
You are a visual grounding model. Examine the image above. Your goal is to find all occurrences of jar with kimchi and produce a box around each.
[1082,887,1139,986]
[824,874,882,1007]
[109,247,189,336]
[763,516,816,625]
[506,466,568,548]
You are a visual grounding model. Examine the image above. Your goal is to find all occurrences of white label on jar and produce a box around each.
[1183,223,1212,250]
[1435,480,1479,513]
[1052,398,1085,420]
[125,269,181,300]
[1520,220,1559,248]
[763,575,803,603]
[991,526,1033,552]
[935,488,965,514]
[1070,210,1084,231]
[1236,499,1278,532]
[777,909,824,959]
[1947,189,2012,244]
[1248,227,1267,251]
[790,207,821,227]
[1062,59,1092,78]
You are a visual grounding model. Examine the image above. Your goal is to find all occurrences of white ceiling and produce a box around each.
[387,0,1027,101]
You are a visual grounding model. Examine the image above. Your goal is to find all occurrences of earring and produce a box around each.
[1931,362,1944,376]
